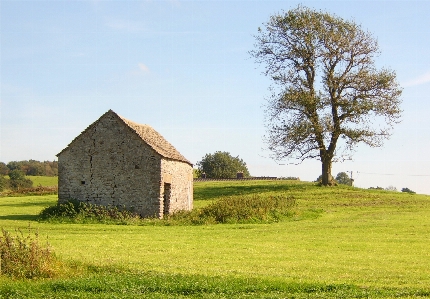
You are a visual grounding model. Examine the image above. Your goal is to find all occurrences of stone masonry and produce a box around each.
[57,110,193,218]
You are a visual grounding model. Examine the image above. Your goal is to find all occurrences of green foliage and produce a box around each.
[6,160,58,176]
[170,194,297,224]
[8,170,33,190]
[39,200,141,224]
[251,5,402,186]
[0,162,8,175]
[0,227,61,279]
[8,169,26,181]
[196,151,250,179]
[0,177,9,192]
[401,187,416,194]
[335,172,352,186]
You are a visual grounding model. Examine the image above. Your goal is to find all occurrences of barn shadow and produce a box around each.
[0,214,39,221]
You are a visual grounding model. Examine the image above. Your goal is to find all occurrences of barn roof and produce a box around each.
[57,109,192,165]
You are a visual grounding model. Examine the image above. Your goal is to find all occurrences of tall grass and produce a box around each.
[0,226,61,279]
[170,193,297,224]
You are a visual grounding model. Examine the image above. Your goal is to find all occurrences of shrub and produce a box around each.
[0,227,61,279]
[39,200,141,224]
[335,172,352,186]
[0,176,9,192]
[8,170,33,190]
[170,194,296,224]
[401,187,416,194]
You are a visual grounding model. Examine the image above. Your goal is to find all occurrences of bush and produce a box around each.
[170,194,296,224]
[39,200,141,224]
[8,170,33,190]
[0,176,9,192]
[0,227,61,279]
[335,172,352,186]
[401,187,416,194]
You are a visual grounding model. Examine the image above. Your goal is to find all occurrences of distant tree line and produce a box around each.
[0,160,58,176]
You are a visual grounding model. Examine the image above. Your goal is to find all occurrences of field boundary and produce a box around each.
[194,177,299,182]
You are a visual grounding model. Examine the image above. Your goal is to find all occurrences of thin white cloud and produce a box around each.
[403,72,430,87]
[138,63,150,74]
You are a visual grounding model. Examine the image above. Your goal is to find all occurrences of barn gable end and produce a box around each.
[57,110,193,218]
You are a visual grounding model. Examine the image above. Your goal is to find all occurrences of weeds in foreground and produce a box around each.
[168,194,297,224]
[0,226,62,279]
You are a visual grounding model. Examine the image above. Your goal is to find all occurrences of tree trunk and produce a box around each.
[321,159,336,186]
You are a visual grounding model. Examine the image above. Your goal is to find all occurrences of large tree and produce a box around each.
[251,6,402,186]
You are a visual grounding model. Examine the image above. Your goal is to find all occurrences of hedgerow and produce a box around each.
[169,194,297,224]
[38,200,141,224]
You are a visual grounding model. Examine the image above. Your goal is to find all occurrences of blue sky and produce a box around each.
[1,0,430,194]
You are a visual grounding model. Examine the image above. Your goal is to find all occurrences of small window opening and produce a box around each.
[135,165,140,169]
[81,181,86,185]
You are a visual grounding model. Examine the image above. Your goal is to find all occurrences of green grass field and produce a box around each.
[1,180,430,298]
[28,175,58,186]
[1,175,57,188]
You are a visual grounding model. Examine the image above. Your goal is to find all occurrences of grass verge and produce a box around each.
[1,269,430,298]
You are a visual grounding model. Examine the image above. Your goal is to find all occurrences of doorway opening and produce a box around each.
[163,183,171,216]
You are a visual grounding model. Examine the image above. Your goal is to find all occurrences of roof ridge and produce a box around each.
[57,110,192,166]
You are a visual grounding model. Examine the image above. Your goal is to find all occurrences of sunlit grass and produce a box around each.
[28,176,58,187]
[1,180,430,297]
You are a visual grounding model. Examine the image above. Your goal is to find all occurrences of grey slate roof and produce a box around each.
[57,109,192,165]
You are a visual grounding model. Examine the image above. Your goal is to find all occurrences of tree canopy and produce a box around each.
[4,160,58,176]
[335,172,352,186]
[251,6,402,186]
[196,151,250,179]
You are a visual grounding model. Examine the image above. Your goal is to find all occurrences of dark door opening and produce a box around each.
[163,183,171,216]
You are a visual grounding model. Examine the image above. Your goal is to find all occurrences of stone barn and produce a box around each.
[56,109,193,218]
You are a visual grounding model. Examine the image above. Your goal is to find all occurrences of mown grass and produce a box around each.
[1,180,430,298]
[2,269,430,298]
[28,176,58,187]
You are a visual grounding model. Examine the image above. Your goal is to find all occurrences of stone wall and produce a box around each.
[58,112,192,218]
[160,159,193,217]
